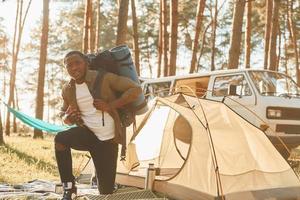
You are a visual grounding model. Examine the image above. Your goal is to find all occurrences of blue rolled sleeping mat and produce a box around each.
[110,45,148,115]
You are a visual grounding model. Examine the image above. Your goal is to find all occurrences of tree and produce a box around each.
[116,0,129,45]
[0,107,3,145]
[131,0,140,75]
[162,0,169,76]
[82,0,92,53]
[34,0,49,139]
[227,0,246,69]
[168,0,178,76]
[88,0,95,52]
[5,0,32,136]
[267,0,279,71]
[157,0,163,77]
[210,0,218,71]
[189,0,206,73]
[263,0,273,69]
[287,0,299,84]
[244,0,252,68]
[95,0,100,51]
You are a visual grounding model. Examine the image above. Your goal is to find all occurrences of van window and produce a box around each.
[249,71,300,97]
[213,74,252,97]
[174,76,209,97]
[144,81,171,100]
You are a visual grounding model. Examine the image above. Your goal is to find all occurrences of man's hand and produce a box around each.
[63,106,83,125]
[93,99,111,112]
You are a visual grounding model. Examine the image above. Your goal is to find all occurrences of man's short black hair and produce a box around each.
[63,51,87,66]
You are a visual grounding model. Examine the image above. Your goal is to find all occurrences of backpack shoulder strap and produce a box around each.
[92,68,107,99]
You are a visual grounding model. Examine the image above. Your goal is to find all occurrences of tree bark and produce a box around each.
[189,0,206,73]
[287,0,299,85]
[157,0,163,77]
[267,0,279,71]
[283,13,288,74]
[34,0,49,139]
[162,0,169,77]
[228,0,246,69]
[196,22,211,72]
[5,0,32,136]
[12,86,20,133]
[245,0,252,68]
[0,107,3,145]
[146,33,153,77]
[210,0,217,71]
[168,0,178,76]
[131,0,140,76]
[263,0,273,69]
[116,0,129,45]
[88,0,95,52]
[276,27,281,71]
[5,0,21,136]
[82,0,90,53]
[95,0,100,51]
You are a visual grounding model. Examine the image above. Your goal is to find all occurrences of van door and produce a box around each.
[207,73,257,125]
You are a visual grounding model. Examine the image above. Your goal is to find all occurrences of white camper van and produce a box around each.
[142,69,300,158]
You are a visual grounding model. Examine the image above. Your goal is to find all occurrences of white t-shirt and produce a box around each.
[75,82,115,141]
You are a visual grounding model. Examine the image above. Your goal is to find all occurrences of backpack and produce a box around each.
[87,45,147,127]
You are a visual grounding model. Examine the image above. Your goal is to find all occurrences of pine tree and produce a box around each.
[34,0,49,139]
[228,0,246,69]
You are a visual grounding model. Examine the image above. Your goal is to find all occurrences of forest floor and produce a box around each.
[0,134,89,184]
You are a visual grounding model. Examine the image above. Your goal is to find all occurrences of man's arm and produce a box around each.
[107,73,142,109]
[58,89,69,120]
[59,88,82,125]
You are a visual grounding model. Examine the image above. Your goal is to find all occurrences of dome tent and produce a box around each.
[116,94,300,200]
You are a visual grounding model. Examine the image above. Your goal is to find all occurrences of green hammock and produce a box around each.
[4,103,74,134]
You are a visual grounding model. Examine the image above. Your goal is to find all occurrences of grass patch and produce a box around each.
[1,144,58,176]
[0,145,58,184]
[0,134,90,184]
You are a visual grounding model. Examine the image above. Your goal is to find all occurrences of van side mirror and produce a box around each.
[228,84,238,96]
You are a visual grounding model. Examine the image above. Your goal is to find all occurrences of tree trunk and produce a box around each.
[157,0,163,77]
[168,0,178,76]
[95,0,100,51]
[82,0,90,53]
[34,0,49,139]
[0,107,3,145]
[196,22,211,72]
[5,0,21,136]
[146,34,153,78]
[228,0,246,69]
[276,27,281,71]
[287,0,299,85]
[263,0,273,69]
[116,0,129,45]
[162,0,169,77]
[131,0,140,76]
[210,0,217,71]
[5,0,32,136]
[245,0,252,68]
[189,0,206,73]
[268,0,279,71]
[13,87,20,133]
[88,0,95,52]
[283,13,288,74]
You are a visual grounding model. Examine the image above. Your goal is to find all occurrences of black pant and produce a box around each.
[54,126,118,194]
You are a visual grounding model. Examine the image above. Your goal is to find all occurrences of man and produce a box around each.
[55,51,142,200]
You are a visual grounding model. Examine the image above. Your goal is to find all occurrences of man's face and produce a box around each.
[64,54,87,81]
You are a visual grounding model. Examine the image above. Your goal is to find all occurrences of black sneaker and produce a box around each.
[61,186,77,200]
